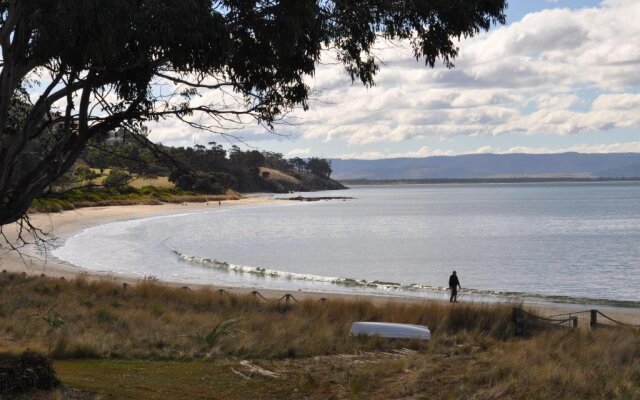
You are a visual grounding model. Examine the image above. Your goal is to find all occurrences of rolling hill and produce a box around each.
[330,153,640,180]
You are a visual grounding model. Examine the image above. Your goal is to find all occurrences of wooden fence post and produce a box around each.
[513,307,524,336]
[571,316,578,328]
[590,310,598,328]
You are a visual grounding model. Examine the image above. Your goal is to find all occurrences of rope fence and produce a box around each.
[521,309,576,325]
[212,290,639,329]
[514,307,578,335]
[546,310,591,319]
[276,293,298,303]
[521,310,561,321]
[206,288,332,304]
[595,310,640,328]
[514,307,640,335]
[249,290,272,302]
[243,290,322,304]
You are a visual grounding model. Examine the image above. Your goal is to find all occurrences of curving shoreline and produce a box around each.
[0,198,276,283]
[1,197,639,324]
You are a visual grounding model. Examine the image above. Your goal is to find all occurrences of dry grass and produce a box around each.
[162,193,241,203]
[1,272,638,398]
[87,170,174,189]
[49,328,640,399]
[259,167,302,185]
[394,328,640,400]
[467,329,640,399]
[0,272,513,361]
[128,176,174,189]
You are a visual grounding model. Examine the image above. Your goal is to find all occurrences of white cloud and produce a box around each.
[145,0,640,155]
[492,142,640,155]
[474,146,496,154]
[563,142,640,153]
[339,141,640,159]
[282,0,640,147]
[286,148,311,157]
[592,93,640,110]
[337,146,455,160]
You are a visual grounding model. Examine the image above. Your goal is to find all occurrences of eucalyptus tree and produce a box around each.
[307,157,332,179]
[0,0,506,227]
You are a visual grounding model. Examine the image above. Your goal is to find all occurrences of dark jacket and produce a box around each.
[449,274,460,288]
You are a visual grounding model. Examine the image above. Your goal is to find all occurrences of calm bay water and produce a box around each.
[53,183,640,306]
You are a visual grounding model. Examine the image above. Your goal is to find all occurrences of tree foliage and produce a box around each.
[307,157,332,179]
[0,0,506,226]
[82,138,332,193]
[103,169,131,188]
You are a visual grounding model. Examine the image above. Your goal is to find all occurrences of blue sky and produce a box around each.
[505,0,602,21]
[150,0,640,159]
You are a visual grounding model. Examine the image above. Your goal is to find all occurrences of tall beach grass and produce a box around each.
[0,272,514,360]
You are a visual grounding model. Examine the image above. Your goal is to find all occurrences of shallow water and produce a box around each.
[53,183,640,306]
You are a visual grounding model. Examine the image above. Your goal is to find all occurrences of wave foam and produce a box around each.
[171,249,433,291]
[171,250,640,308]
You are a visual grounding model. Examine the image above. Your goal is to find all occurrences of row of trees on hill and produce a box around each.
[81,135,333,194]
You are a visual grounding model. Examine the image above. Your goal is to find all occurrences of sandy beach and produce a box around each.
[0,197,277,282]
[0,197,372,303]
[1,198,639,325]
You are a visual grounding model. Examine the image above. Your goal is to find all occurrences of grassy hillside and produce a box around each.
[80,140,345,194]
[29,163,344,214]
[0,273,638,398]
[29,186,240,213]
[79,169,175,189]
[259,167,346,192]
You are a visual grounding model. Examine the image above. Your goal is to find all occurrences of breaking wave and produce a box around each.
[172,249,419,290]
[172,249,640,308]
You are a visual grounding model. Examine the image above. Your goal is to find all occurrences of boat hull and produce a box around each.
[350,322,431,340]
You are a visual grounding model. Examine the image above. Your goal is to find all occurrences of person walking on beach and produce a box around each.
[449,271,462,302]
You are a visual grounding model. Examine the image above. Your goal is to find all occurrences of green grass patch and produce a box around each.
[55,360,302,400]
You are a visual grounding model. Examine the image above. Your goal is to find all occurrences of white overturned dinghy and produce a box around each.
[350,322,431,340]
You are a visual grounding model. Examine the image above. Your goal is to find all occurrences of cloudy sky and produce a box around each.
[150,0,640,160]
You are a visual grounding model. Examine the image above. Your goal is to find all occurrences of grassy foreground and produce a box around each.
[0,272,638,399]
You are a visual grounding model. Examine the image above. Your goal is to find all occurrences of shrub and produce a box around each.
[104,169,131,187]
[0,352,61,394]
[173,174,196,191]
[95,309,119,325]
[173,172,225,194]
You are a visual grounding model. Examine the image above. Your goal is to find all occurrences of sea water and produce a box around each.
[52,183,640,306]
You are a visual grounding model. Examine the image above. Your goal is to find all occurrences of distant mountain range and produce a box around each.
[330,153,640,180]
